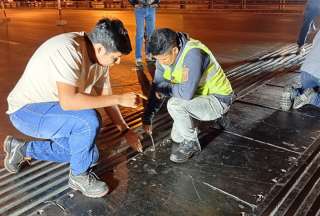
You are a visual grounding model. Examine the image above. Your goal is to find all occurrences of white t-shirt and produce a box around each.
[7,32,110,114]
[301,31,320,79]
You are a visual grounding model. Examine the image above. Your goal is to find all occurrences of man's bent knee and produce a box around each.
[76,110,101,134]
[167,97,186,113]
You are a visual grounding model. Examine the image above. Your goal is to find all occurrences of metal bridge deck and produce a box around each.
[1,43,320,215]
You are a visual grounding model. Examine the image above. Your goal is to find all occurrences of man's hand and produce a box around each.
[143,124,152,135]
[155,92,164,99]
[124,129,143,152]
[118,93,140,108]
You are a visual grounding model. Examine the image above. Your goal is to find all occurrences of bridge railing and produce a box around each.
[2,0,306,11]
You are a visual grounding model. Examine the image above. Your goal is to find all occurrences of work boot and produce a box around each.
[170,140,201,163]
[280,85,299,111]
[3,135,28,173]
[216,113,230,130]
[293,88,316,109]
[165,138,180,155]
[69,171,109,198]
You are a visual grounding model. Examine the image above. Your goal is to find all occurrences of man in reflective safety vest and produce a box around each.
[142,28,234,163]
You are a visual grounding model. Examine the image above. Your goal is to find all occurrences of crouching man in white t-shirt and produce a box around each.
[4,18,143,198]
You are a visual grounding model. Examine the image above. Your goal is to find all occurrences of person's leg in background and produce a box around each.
[145,7,156,61]
[297,8,318,54]
[135,7,146,66]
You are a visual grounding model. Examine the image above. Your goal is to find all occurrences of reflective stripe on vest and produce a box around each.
[161,39,233,96]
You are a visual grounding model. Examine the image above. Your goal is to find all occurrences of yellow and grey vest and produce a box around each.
[161,39,233,96]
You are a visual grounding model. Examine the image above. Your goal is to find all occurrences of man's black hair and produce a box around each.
[148,28,177,56]
[88,18,132,55]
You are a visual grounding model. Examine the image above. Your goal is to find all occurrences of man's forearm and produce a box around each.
[104,106,129,131]
[60,93,121,110]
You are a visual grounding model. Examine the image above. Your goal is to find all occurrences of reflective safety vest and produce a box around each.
[161,39,233,96]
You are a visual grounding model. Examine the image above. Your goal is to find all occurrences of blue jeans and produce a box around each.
[297,8,320,47]
[9,102,100,175]
[134,7,156,60]
[298,71,320,107]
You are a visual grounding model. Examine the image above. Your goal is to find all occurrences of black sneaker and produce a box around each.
[3,135,28,173]
[69,171,109,198]
[170,140,201,163]
[216,113,230,130]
